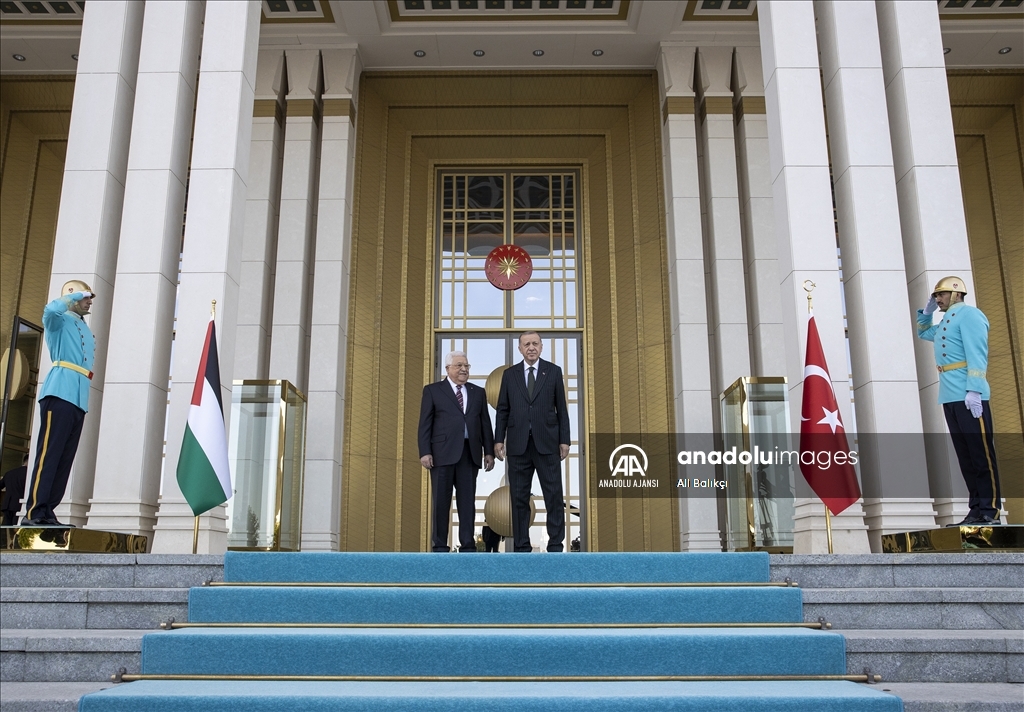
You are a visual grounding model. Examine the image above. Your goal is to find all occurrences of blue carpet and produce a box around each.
[79,551,902,711]
[187,584,804,624]
[222,551,771,584]
[141,627,847,677]
[79,680,903,711]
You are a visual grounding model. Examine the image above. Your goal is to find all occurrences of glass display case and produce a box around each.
[720,377,794,553]
[226,381,306,551]
[0,317,44,480]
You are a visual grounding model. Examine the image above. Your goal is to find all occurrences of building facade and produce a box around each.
[1,0,1021,554]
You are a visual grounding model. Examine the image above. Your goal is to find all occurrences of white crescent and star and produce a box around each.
[800,363,844,432]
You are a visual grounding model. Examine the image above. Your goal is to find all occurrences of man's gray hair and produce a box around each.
[519,330,541,344]
[445,350,468,367]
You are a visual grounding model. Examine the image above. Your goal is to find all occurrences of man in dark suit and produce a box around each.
[494,332,571,552]
[1,454,28,527]
[418,351,495,552]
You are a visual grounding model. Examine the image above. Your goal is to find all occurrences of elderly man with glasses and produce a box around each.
[418,351,495,552]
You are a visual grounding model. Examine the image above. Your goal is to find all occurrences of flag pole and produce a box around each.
[803,280,834,554]
[192,516,199,554]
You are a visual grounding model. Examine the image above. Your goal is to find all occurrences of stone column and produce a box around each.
[659,45,721,551]
[234,50,287,381]
[694,46,752,393]
[151,0,262,554]
[267,50,323,395]
[757,1,869,553]
[302,49,361,551]
[36,0,144,526]
[875,0,975,525]
[88,0,204,538]
[815,0,936,550]
[732,46,786,378]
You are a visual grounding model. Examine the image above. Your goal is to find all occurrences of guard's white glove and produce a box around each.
[965,391,983,419]
[923,296,938,315]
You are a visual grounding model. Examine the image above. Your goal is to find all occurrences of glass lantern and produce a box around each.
[226,381,306,551]
[720,377,795,553]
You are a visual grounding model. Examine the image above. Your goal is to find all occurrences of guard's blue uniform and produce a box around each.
[24,292,94,524]
[917,302,1001,521]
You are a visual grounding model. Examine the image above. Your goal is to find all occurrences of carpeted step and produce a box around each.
[78,680,904,711]
[223,551,771,584]
[187,584,804,625]
[139,627,846,678]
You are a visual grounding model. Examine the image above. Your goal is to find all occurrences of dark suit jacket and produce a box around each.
[418,379,494,468]
[494,358,571,457]
[0,465,26,512]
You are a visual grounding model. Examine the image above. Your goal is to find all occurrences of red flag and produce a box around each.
[799,314,861,515]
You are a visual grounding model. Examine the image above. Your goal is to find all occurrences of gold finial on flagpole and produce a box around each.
[803,280,816,314]
[211,300,216,319]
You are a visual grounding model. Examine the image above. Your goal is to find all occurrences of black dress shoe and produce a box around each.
[19,518,51,526]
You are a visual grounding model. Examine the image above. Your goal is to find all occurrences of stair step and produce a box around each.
[0,554,223,589]
[0,682,115,712]
[224,551,771,584]
[78,680,904,711]
[140,627,847,678]
[876,682,1024,712]
[0,629,144,682]
[802,587,1023,630]
[1,587,188,629]
[770,554,1024,589]
[187,584,803,625]
[843,629,1023,683]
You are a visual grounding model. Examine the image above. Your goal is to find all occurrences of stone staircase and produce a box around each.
[0,553,222,712]
[770,553,1023,712]
[0,552,1020,711]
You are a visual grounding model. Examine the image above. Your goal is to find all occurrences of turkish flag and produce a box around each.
[799,314,861,515]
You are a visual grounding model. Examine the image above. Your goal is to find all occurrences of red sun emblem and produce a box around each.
[484,244,533,291]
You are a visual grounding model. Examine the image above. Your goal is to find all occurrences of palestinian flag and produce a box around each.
[176,317,231,516]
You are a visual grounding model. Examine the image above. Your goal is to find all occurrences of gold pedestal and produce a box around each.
[1,526,148,553]
[881,525,1024,553]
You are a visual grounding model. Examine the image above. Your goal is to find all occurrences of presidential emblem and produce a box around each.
[484,244,533,290]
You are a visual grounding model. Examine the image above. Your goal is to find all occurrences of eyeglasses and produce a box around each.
[448,363,471,370]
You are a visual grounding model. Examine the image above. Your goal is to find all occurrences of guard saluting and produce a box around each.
[916,276,1002,526]
[22,281,96,526]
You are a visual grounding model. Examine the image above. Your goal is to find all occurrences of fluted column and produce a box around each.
[234,50,287,381]
[758,0,869,553]
[732,46,786,378]
[659,45,721,551]
[302,49,361,551]
[88,0,203,538]
[36,0,144,526]
[267,50,323,395]
[815,0,936,550]
[151,0,262,554]
[875,0,976,525]
[694,46,752,393]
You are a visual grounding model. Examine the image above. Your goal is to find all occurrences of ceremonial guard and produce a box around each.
[917,276,1002,526]
[22,281,95,526]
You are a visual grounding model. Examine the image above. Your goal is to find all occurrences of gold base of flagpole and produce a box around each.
[824,506,834,554]
[192,516,200,555]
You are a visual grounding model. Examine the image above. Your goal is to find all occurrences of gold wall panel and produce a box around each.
[949,70,1024,525]
[344,71,677,552]
[0,75,73,352]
